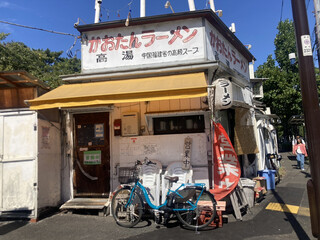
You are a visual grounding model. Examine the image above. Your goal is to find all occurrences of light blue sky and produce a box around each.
[0,0,316,69]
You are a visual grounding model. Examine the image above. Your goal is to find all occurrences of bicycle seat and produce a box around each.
[164,176,179,183]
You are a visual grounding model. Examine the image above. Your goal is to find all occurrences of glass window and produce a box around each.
[253,82,261,95]
[76,123,105,146]
[153,115,205,135]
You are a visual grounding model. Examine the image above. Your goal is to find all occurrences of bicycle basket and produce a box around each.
[118,167,136,184]
[175,187,196,203]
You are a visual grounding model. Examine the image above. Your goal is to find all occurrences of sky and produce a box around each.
[0,0,316,70]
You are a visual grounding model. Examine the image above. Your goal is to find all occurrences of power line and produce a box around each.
[101,0,134,19]
[0,20,79,58]
[306,0,311,9]
[280,0,284,23]
[0,20,78,38]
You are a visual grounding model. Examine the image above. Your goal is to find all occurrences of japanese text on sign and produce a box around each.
[209,30,248,74]
[88,26,198,54]
[210,122,240,201]
[215,79,233,110]
[301,35,313,57]
[84,150,102,165]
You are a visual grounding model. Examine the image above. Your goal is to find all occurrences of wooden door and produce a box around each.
[74,112,110,197]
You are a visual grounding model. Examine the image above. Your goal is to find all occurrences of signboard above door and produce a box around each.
[81,18,205,72]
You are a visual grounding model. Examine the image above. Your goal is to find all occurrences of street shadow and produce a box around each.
[0,220,28,235]
[301,171,311,178]
[291,164,299,169]
[271,189,310,240]
[164,220,181,229]
[288,156,297,161]
[133,218,153,228]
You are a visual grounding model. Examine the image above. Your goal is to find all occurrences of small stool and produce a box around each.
[205,201,226,228]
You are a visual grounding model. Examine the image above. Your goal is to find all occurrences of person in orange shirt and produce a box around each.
[292,138,308,171]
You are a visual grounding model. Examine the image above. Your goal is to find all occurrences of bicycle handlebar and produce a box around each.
[135,157,156,166]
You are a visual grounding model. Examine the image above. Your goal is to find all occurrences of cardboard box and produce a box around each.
[253,177,267,194]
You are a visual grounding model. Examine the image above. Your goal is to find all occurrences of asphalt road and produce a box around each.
[0,152,315,240]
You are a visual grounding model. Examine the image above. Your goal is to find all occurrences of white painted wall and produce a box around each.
[111,133,210,190]
[116,133,207,167]
[37,119,61,208]
[109,100,211,190]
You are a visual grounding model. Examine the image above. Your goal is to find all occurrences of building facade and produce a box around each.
[27,10,258,207]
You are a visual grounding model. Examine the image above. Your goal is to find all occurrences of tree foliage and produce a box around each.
[0,33,81,88]
[255,20,303,137]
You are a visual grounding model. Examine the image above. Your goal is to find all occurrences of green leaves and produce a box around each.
[0,33,9,41]
[274,20,297,70]
[256,20,301,137]
[0,32,81,89]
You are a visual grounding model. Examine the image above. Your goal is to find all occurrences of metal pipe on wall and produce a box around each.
[209,0,216,12]
[140,0,146,17]
[94,0,102,23]
[188,0,196,11]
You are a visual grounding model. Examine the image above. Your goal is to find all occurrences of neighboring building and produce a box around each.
[0,71,61,220]
[27,10,258,209]
[250,65,280,174]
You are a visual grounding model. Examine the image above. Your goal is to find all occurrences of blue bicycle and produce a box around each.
[111,159,216,230]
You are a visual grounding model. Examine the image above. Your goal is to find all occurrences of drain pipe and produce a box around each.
[140,0,146,17]
[209,0,215,11]
[188,0,195,11]
[94,0,102,23]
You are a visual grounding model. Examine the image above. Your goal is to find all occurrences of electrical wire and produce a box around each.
[101,0,134,19]
[0,20,77,37]
[0,20,80,58]
[280,0,284,23]
[307,0,311,9]
[66,36,79,58]
[205,0,209,9]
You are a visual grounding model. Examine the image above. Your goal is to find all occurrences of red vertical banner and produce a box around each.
[210,122,241,201]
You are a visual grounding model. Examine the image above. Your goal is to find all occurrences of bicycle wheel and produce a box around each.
[111,188,143,228]
[175,189,216,230]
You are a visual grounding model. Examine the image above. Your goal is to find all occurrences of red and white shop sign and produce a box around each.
[81,18,204,72]
[205,20,250,81]
[210,122,240,201]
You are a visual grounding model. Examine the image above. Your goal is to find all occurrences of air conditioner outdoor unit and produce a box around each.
[121,112,140,136]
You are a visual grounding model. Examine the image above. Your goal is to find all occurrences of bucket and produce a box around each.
[240,178,256,208]
[257,170,276,190]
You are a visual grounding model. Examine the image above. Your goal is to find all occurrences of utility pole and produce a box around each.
[291,0,320,238]
[314,0,320,69]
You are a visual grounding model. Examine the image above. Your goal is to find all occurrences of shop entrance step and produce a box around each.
[60,198,110,211]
